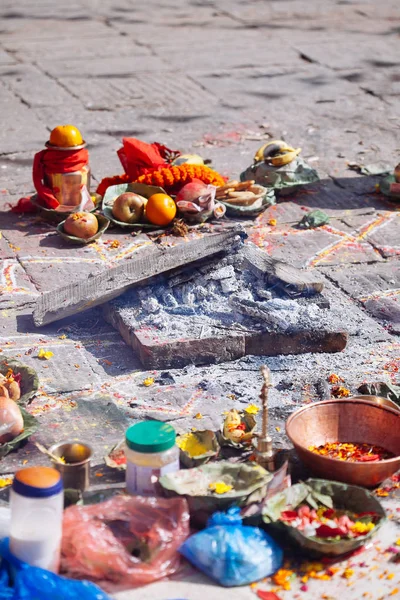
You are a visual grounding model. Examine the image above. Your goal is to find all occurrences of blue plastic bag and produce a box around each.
[179,507,283,587]
[0,539,111,600]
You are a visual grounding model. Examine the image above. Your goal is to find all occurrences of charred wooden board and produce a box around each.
[243,243,324,296]
[33,226,246,326]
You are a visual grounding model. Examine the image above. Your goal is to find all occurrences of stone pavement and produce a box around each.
[0,0,400,598]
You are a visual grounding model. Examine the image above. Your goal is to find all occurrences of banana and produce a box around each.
[254,140,301,167]
[172,154,204,166]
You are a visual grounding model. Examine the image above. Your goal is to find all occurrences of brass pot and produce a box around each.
[49,441,92,491]
[286,399,400,488]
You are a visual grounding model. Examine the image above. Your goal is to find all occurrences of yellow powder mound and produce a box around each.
[176,433,208,457]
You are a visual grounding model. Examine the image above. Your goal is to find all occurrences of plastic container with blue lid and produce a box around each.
[10,466,64,572]
[125,421,180,496]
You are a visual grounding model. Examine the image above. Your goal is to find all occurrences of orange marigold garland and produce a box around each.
[96,164,226,197]
[96,174,130,197]
[135,164,226,194]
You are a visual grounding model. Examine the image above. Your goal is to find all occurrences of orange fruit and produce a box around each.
[48,124,84,148]
[146,193,176,226]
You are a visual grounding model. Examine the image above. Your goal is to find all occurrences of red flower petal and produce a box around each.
[281,510,298,521]
[316,524,346,538]
[257,591,283,600]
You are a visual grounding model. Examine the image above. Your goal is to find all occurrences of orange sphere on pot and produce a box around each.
[48,125,84,148]
[146,193,176,226]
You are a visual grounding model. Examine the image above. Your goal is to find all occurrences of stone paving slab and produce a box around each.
[0,64,79,109]
[0,258,39,309]
[38,54,167,79]
[0,16,113,39]
[293,38,400,71]
[365,212,400,258]
[59,70,219,112]
[0,1,400,598]
[0,153,36,196]
[0,82,49,154]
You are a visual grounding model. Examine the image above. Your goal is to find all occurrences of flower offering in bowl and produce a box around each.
[286,399,400,487]
[262,479,385,556]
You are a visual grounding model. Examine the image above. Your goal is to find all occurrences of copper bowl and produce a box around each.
[286,399,400,488]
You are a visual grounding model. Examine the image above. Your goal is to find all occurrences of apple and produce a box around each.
[175,179,210,204]
[64,212,99,239]
[0,396,24,444]
[112,193,145,224]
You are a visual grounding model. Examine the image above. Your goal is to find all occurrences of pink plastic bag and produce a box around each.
[61,495,190,592]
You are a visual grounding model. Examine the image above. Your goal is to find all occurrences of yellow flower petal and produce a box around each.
[37,348,54,360]
[194,412,203,419]
[244,404,260,415]
[208,481,233,495]
[0,477,13,488]
[143,377,155,387]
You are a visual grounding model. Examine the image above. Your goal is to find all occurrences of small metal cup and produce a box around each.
[49,441,92,492]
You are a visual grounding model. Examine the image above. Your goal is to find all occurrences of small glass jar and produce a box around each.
[125,421,180,496]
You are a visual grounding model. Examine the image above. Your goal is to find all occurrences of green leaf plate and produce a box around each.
[30,194,99,223]
[102,182,167,229]
[221,188,276,217]
[262,478,386,556]
[380,175,400,201]
[57,213,110,245]
[160,461,272,527]
[0,357,39,406]
[0,408,39,459]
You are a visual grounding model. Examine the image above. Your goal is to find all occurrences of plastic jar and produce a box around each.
[9,466,63,572]
[125,421,180,496]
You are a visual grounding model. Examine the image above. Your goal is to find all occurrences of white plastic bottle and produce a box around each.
[10,466,64,572]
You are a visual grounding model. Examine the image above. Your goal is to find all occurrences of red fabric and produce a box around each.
[9,197,38,213]
[117,137,174,180]
[32,148,89,209]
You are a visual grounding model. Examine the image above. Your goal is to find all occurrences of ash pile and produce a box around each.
[104,243,348,369]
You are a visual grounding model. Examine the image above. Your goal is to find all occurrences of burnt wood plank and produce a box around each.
[243,243,324,295]
[33,226,246,326]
